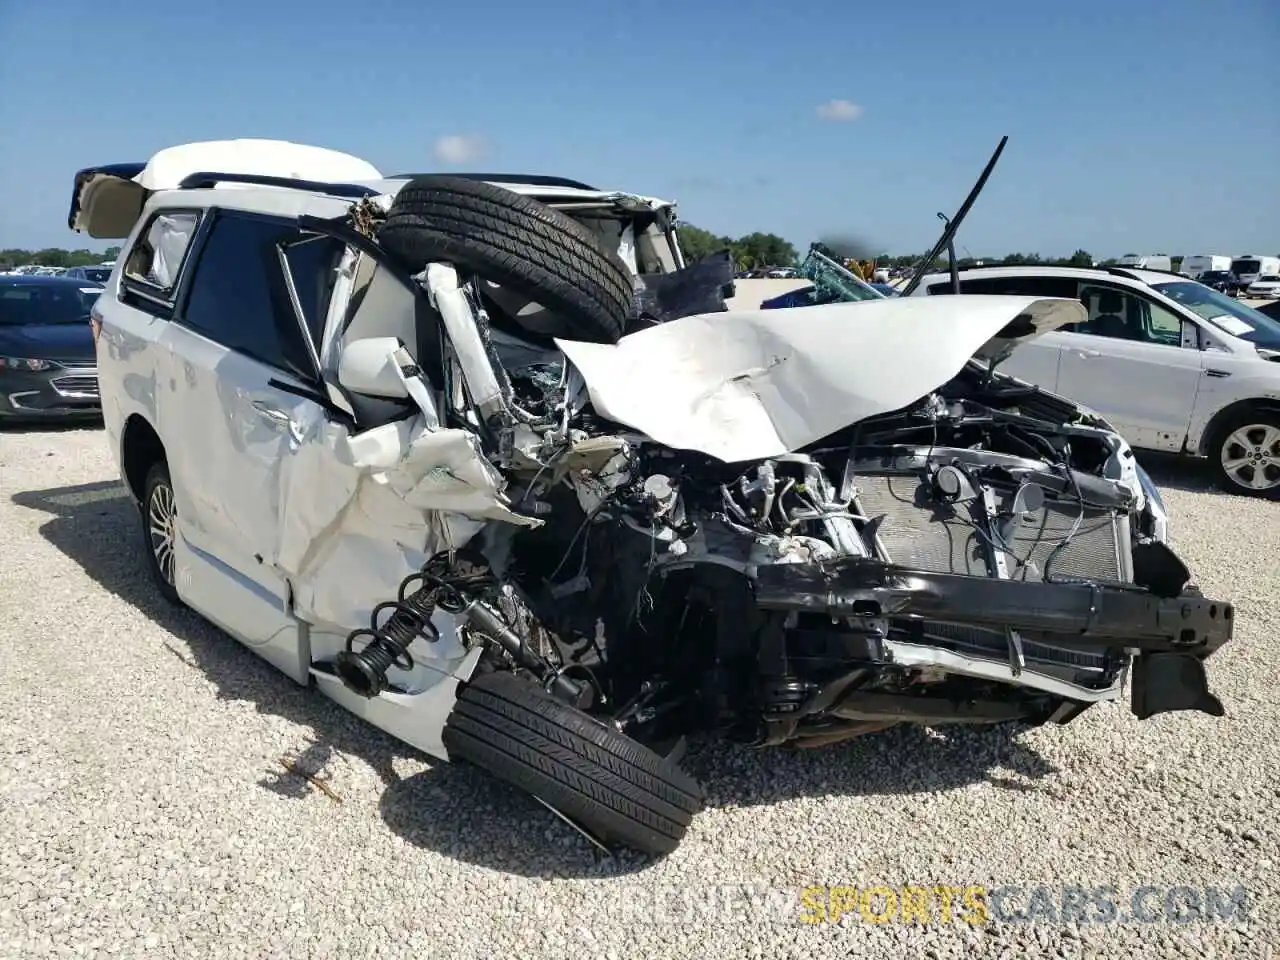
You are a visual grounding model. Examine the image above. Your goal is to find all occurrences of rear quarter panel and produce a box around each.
[95,209,177,492]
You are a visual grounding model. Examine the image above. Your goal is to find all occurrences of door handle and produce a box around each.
[1075,348,1102,359]
[250,399,292,423]
[1205,368,1231,378]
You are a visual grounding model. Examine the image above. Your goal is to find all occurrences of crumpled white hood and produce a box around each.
[557,295,1086,463]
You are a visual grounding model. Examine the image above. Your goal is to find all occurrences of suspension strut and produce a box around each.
[458,598,587,705]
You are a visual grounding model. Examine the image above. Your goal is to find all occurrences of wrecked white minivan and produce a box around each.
[71,139,1234,856]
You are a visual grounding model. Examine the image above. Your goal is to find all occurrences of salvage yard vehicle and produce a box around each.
[1180,255,1232,280]
[758,247,888,309]
[0,274,103,420]
[1197,270,1235,295]
[909,265,1280,497]
[69,139,1235,857]
[1246,275,1280,299]
[1231,255,1280,293]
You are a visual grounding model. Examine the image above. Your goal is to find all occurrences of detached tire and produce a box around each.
[442,671,704,856]
[377,176,635,344]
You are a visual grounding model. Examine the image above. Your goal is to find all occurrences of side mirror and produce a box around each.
[337,337,410,399]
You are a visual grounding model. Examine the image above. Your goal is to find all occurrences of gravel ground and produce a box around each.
[1,424,1277,959]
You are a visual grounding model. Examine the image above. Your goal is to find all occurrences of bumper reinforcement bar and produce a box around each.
[753,558,1231,720]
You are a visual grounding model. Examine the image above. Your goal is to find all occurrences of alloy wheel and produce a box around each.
[1220,423,1280,492]
[148,481,177,586]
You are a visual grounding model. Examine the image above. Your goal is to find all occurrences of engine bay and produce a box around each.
[295,180,1229,755]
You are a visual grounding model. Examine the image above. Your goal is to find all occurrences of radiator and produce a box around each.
[852,473,1128,584]
[908,622,1110,679]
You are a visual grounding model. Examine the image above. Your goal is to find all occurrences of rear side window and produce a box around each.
[179,214,339,380]
[124,212,199,293]
[1077,284,1185,346]
[928,276,1083,329]
[957,276,1079,298]
[120,211,200,314]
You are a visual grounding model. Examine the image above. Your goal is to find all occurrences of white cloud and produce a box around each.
[815,99,864,122]
[433,134,488,165]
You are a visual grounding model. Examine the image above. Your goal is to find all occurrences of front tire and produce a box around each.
[1208,411,1280,498]
[442,671,704,856]
[140,461,182,605]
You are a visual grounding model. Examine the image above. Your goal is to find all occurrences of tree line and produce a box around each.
[1,239,1173,274]
[2,247,122,268]
[676,226,1164,273]
[675,226,800,272]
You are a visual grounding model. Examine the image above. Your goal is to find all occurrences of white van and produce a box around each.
[1116,254,1173,271]
[1231,255,1280,288]
[1180,255,1232,279]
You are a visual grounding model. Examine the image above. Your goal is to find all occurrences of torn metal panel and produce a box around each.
[556,295,1087,463]
[424,263,505,416]
[275,410,540,632]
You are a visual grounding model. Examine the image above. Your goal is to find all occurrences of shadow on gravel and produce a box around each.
[1135,451,1216,495]
[0,415,104,434]
[376,721,1055,876]
[15,478,1057,879]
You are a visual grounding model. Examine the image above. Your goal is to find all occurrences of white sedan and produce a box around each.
[1246,275,1280,298]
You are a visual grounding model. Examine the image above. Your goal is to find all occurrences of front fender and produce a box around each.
[1189,384,1280,456]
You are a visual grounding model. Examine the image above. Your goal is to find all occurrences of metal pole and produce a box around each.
[938,212,960,293]
[899,136,1008,298]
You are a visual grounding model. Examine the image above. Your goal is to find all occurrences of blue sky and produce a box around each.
[1,0,1276,258]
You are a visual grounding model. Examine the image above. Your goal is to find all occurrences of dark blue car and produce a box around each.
[0,275,102,420]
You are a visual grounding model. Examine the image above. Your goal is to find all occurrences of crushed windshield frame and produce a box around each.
[1153,280,1280,343]
[799,248,886,304]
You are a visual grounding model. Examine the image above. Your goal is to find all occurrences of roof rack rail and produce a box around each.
[919,263,1001,275]
[1104,265,1184,278]
[387,172,599,191]
[943,262,1131,275]
[176,172,380,199]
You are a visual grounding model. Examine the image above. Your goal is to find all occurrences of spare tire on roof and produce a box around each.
[377,175,636,344]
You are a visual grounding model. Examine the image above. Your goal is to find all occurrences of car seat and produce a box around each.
[1087,290,1133,339]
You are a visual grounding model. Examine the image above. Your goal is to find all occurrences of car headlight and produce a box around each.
[1135,463,1165,513]
[0,357,57,372]
[1132,463,1170,543]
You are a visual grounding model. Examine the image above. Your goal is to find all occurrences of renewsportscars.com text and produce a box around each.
[798,884,1250,925]
[461,883,1251,927]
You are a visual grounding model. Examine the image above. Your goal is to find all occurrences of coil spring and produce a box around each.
[337,570,446,697]
[336,553,496,698]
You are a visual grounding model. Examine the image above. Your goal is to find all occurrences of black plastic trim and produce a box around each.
[921,264,1187,283]
[753,558,1232,652]
[385,172,599,191]
[753,558,1232,719]
[176,172,379,199]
